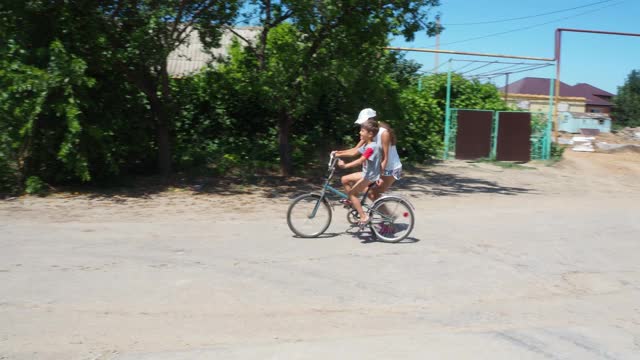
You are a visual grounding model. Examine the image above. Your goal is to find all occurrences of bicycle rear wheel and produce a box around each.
[370,197,414,242]
[287,194,332,237]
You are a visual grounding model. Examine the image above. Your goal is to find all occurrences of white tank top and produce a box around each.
[375,127,402,170]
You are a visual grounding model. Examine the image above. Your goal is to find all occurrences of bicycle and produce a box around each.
[286,153,415,242]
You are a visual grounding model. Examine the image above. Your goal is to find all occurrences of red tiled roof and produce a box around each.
[499,77,613,106]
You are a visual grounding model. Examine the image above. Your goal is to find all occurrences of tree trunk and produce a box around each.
[149,97,171,178]
[278,113,293,176]
[156,114,171,177]
[157,63,172,178]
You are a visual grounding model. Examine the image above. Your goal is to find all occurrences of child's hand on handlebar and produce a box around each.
[337,159,346,169]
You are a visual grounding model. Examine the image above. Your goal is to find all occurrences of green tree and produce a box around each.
[1,1,242,190]
[93,0,242,176]
[232,0,442,176]
[0,2,98,190]
[613,69,640,127]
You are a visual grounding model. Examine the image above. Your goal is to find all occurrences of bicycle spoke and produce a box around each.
[287,194,332,238]
[370,198,414,242]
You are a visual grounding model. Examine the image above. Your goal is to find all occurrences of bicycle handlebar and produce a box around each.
[328,152,339,170]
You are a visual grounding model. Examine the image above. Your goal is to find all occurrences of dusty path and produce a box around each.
[1,150,640,359]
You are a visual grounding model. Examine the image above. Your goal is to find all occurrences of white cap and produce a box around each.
[355,108,377,124]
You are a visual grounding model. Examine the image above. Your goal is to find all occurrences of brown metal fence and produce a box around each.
[455,110,494,160]
[495,112,532,162]
[446,109,541,162]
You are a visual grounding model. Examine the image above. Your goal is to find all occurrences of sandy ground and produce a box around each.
[1,149,640,359]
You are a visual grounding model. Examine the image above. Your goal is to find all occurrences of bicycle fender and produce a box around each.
[372,195,415,210]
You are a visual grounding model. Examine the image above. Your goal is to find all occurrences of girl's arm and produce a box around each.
[380,131,390,172]
[335,139,366,158]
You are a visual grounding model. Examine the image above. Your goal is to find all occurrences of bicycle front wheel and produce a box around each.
[287,194,332,238]
[370,197,414,242]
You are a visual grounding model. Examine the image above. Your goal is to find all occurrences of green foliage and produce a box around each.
[24,176,46,195]
[613,69,640,127]
[2,0,493,187]
[0,0,242,185]
[231,0,443,175]
[0,38,96,185]
[530,113,549,135]
[550,142,566,160]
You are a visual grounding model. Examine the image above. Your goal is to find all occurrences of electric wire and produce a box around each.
[430,0,627,48]
[444,0,614,26]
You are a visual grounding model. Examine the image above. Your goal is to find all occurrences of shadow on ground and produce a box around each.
[5,164,532,200]
[396,166,532,197]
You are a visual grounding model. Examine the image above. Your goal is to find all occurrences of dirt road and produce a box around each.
[1,150,640,359]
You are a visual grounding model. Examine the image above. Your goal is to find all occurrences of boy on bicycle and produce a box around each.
[333,119,382,226]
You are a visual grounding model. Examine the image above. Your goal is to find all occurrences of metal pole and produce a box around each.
[557,27,640,38]
[546,74,556,160]
[434,16,440,73]
[553,30,562,143]
[443,60,453,160]
[491,111,499,160]
[504,73,509,104]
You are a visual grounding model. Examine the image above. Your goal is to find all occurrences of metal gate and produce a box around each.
[495,112,532,162]
[444,109,551,161]
[455,110,493,160]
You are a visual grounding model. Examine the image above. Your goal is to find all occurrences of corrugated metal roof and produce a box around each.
[499,77,614,106]
[167,27,260,77]
[500,77,574,96]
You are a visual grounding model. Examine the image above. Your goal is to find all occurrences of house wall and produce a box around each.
[503,94,586,113]
[558,112,611,133]
[586,105,611,114]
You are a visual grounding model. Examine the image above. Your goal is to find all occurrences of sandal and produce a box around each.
[339,199,353,207]
[357,216,370,228]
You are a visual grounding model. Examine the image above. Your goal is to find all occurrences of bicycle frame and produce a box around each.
[310,155,374,218]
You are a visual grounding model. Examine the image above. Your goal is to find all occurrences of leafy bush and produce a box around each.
[550,142,566,160]
[25,176,47,195]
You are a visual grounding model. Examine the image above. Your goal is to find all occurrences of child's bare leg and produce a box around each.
[349,178,372,223]
[341,172,361,198]
[368,175,396,201]
[369,175,397,213]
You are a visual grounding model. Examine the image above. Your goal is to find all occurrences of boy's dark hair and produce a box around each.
[379,121,397,145]
[361,119,379,137]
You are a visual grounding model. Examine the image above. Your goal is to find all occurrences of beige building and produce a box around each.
[503,93,586,114]
[167,27,260,77]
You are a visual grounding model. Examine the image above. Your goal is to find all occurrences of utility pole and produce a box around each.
[434,15,440,73]
[504,73,509,104]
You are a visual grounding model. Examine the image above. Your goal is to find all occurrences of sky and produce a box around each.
[390,0,640,94]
